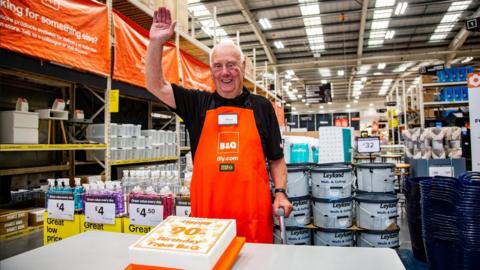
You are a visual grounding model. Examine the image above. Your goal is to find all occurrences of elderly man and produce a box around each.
[146,7,292,243]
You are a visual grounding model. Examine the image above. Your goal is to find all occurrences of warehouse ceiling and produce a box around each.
[113,0,480,111]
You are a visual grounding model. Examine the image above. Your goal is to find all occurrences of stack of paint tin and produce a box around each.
[273,164,312,245]
[354,163,400,248]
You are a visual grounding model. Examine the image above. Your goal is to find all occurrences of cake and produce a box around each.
[128,216,237,269]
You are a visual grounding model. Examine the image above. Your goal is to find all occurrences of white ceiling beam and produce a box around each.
[445,6,480,65]
[348,0,369,101]
[232,0,277,64]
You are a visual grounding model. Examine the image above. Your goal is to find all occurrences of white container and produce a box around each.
[356,163,396,193]
[274,226,311,245]
[311,166,353,199]
[111,148,121,161]
[110,123,119,136]
[123,124,135,137]
[273,196,310,227]
[117,124,127,137]
[145,136,153,147]
[357,228,400,248]
[354,193,399,230]
[0,111,39,144]
[312,197,352,229]
[86,123,106,138]
[134,125,141,137]
[110,137,118,148]
[158,130,166,144]
[286,165,309,197]
[313,228,354,247]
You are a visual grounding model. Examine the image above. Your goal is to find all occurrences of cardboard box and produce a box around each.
[28,208,45,226]
[0,111,39,144]
[154,0,189,33]
[0,223,26,235]
[0,209,28,223]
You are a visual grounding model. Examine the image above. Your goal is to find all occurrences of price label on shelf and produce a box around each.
[429,166,454,177]
[47,194,74,220]
[84,197,116,224]
[129,197,164,226]
[357,137,381,153]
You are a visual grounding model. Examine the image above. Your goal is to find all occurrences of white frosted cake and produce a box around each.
[129,216,236,270]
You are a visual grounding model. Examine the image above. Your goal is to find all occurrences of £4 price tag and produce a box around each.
[47,197,74,220]
[85,202,116,224]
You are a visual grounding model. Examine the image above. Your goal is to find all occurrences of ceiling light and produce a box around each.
[286,104,291,107]
[374,72,384,75]
[302,99,306,102]
[429,1,471,42]
[286,82,292,87]
[328,102,332,105]
[292,107,296,110]
[394,62,415,72]
[306,103,310,106]
[385,30,395,39]
[462,57,473,63]
[375,0,395,8]
[354,96,360,100]
[293,89,298,93]
[361,77,367,82]
[286,70,295,76]
[371,20,390,30]
[320,110,325,113]
[320,105,324,109]
[377,63,386,69]
[321,80,327,84]
[259,18,272,29]
[338,70,345,76]
[319,68,331,77]
[274,41,284,49]
[354,100,359,103]
[346,104,351,108]
[298,95,303,98]
[373,9,393,19]
[357,65,371,75]
[394,2,408,15]
[370,103,374,107]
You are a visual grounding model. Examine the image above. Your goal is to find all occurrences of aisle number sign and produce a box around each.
[43,212,81,245]
[46,193,74,220]
[357,137,381,153]
[110,89,119,113]
[84,196,116,224]
[468,73,480,171]
[129,197,164,226]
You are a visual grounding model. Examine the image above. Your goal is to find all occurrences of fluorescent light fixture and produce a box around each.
[395,2,408,15]
[152,113,173,119]
[373,9,393,19]
[361,77,367,82]
[374,72,384,75]
[371,20,390,30]
[462,57,473,63]
[338,70,345,76]
[320,110,325,113]
[354,96,360,100]
[274,41,284,49]
[368,38,384,47]
[357,65,371,75]
[300,3,320,15]
[298,95,303,98]
[354,100,359,103]
[286,82,292,87]
[429,1,471,42]
[286,70,295,76]
[306,103,310,106]
[299,1,325,55]
[319,68,331,77]
[293,89,298,93]
[328,102,332,105]
[346,104,351,108]
[377,63,386,69]
[292,107,296,110]
[385,30,395,39]
[370,103,374,107]
[259,18,272,29]
[286,104,291,107]
[321,80,327,84]
[394,62,415,72]
[302,99,306,102]
[320,105,324,109]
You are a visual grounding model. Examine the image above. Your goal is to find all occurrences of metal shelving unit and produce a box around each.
[110,156,178,166]
[0,144,106,152]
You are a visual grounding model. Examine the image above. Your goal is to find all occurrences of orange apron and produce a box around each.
[191,104,273,243]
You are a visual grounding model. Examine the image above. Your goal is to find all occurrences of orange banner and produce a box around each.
[180,49,215,92]
[271,101,285,126]
[113,11,179,88]
[0,0,110,76]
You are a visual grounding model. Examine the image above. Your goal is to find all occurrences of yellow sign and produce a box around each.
[122,217,154,235]
[110,89,119,113]
[80,215,123,233]
[43,212,81,245]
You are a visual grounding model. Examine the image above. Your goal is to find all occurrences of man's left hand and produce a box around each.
[272,192,293,218]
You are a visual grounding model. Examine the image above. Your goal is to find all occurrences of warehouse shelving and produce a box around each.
[110,156,178,166]
[0,144,107,152]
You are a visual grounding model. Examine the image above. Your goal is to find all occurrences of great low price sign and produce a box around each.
[0,0,110,76]
[468,73,480,171]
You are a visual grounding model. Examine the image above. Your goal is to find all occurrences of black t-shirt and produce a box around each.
[167,84,284,161]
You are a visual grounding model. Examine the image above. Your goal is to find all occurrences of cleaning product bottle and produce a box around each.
[74,178,84,212]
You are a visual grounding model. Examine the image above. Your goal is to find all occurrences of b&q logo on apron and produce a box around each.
[217,132,240,154]
[468,73,480,88]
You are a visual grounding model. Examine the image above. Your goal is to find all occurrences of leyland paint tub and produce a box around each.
[356,163,396,193]
[356,227,400,248]
[273,196,311,227]
[310,167,353,199]
[312,197,353,229]
[354,193,399,230]
[286,165,309,197]
[313,228,354,247]
[274,226,311,245]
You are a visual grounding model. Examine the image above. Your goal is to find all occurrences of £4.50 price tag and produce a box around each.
[47,194,74,220]
[129,203,164,226]
[85,202,116,224]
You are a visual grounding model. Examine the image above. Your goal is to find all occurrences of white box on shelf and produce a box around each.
[35,109,68,120]
[86,124,106,138]
[0,111,39,144]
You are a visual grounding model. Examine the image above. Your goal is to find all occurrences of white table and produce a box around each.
[1,231,405,270]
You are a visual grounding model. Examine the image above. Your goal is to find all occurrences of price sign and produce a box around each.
[129,204,163,226]
[47,194,74,220]
[357,137,381,153]
[85,198,116,224]
[429,166,454,177]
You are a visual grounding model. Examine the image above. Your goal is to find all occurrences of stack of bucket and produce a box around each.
[310,164,354,247]
[404,177,428,262]
[354,163,400,248]
[419,172,480,270]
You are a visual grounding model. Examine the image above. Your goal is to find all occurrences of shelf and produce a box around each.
[423,101,469,108]
[0,164,70,176]
[110,156,178,165]
[423,81,467,87]
[0,144,107,152]
[180,146,190,152]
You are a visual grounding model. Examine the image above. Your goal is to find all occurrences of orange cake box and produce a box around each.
[128,216,237,270]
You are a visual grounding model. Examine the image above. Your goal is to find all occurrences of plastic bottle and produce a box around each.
[74,178,84,211]
[112,181,124,216]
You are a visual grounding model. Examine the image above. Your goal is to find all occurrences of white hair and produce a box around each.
[209,39,245,66]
